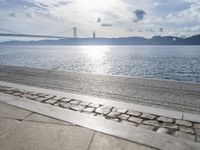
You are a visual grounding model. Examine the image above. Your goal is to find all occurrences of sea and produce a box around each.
[0,45,200,83]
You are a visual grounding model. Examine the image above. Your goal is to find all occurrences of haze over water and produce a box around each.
[0,45,200,83]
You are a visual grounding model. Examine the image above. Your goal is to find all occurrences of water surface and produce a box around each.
[0,45,200,83]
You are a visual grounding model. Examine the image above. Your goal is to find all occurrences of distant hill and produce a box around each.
[0,34,200,45]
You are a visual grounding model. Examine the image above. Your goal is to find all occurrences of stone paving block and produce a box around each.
[194,123,200,129]
[26,94,39,100]
[44,99,58,104]
[0,102,31,120]
[43,95,55,100]
[128,116,143,123]
[0,118,93,150]
[112,108,127,113]
[88,103,100,108]
[36,93,49,97]
[107,111,120,118]
[51,96,63,101]
[69,100,81,105]
[95,106,112,115]
[54,101,65,106]
[176,120,192,127]
[79,101,90,106]
[82,107,95,113]
[162,123,178,129]
[126,110,141,117]
[141,113,156,120]
[195,129,200,136]
[89,133,156,150]
[156,128,169,134]
[60,98,72,102]
[26,91,38,95]
[34,97,47,102]
[12,91,24,96]
[118,114,130,120]
[4,90,15,94]
[143,120,160,127]
[138,124,155,131]
[179,126,194,134]
[174,131,195,141]
[157,117,174,123]
[70,105,85,111]
[60,103,74,108]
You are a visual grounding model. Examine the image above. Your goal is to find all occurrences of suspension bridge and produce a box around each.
[0,27,91,39]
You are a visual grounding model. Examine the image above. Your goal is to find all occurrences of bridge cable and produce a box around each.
[0,27,19,34]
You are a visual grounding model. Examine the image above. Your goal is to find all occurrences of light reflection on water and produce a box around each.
[81,46,110,74]
[0,45,200,83]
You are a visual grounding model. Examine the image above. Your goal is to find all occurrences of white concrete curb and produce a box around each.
[0,94,200,150]
[1,81,200,123]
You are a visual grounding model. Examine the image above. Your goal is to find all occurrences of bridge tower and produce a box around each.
[73,27,77,38]
[93,31,96,39]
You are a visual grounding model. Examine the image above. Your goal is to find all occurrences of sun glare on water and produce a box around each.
[81,46,109,60]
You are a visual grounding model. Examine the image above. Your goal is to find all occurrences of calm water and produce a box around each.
[0,45,200,83]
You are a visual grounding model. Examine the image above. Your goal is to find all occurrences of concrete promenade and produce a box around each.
[0,80,200,149]
[0,65,200,114]
[0,65,200,149]
[0,102,156,150]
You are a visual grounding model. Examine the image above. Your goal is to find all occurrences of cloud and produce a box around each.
[38,3,49,8]
[52,1,73,7]
[1,0,200,38]
[101,23,112,27]
[134,9,146,22]
[97,17,101,23]
[0,0,45,10]
[59,1,72,6]
[145,27,154,32]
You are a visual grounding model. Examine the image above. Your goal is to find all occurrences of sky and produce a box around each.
[0,0,200,40]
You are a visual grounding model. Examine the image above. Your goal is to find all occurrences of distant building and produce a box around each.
[93,31,96,39]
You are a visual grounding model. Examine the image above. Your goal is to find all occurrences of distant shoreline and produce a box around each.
[1,34,200,45]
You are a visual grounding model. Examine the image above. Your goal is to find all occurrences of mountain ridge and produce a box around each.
[0,34,200,45]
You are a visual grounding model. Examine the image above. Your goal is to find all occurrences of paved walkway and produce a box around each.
[0,81,200,150]
[0,65,200,114]
[0,102,155,150]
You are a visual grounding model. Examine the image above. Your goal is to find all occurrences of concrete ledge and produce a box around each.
[183,113,200,123]
[0,81,194,121]
[0,94,200,150]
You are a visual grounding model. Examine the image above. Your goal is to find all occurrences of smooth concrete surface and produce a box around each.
[0,101,160,150]
[1,95,200,150]
[89,133,156,150]
[0,65,200,114]
[24,113,71,125]
[0,101,31,120]
[0,118,94,150]
[183,113,200,123]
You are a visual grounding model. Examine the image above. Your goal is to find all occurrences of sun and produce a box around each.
[77,0,114,10]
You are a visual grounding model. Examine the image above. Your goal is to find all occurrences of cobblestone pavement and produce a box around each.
[0,65,200,114]
[1,84,200,143]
